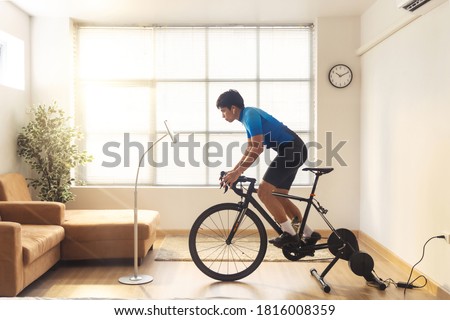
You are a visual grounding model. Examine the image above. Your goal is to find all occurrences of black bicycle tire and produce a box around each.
[188,203,267,281]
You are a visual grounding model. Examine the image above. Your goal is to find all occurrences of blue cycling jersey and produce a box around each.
[238,107,294,149]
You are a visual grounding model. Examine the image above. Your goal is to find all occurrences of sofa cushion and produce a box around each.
[0,173,32,201]
[21,225,65,265]
[63,210,159,241]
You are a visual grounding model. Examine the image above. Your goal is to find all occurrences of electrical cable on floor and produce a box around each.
[370,235,444,293]
[399,235,444,295]
[365,269,395,289]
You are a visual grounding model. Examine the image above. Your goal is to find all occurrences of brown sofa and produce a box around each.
[0,173,160,297]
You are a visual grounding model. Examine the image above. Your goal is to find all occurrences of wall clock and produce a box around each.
[328,64,353,88]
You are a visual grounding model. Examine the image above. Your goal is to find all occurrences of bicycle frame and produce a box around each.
[226,169,335,253]
[271,171,347,252]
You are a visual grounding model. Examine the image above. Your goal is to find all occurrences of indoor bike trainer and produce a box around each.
[188,168,386,293]
[273,167,386,293]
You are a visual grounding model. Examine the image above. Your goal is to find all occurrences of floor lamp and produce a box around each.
[119,120,178,285]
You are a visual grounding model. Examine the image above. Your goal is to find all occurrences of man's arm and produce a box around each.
[223,134,264,186]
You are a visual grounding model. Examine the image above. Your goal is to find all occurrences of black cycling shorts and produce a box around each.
[262,132,307,190]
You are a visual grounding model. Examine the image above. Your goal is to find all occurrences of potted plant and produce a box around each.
[17,102,93,203]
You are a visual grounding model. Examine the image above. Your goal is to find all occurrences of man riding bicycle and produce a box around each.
[217,89,321,248]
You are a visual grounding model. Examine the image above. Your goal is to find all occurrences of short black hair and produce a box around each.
[216,89,245,109]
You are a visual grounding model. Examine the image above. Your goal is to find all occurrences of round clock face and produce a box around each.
[328,64,353,88]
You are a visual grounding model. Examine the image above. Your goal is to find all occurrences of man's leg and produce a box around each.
[271,188,315,238]
[259,182,321,248]
[257,181,289,223]
[257,180,299,248]
[274,188,301,220]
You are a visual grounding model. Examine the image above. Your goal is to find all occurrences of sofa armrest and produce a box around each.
[0,201,65,225]
[0,222,24,297]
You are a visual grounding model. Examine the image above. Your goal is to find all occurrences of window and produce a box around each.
[0,30,24,90]
[76,26,314,186]
[0,41,5,82]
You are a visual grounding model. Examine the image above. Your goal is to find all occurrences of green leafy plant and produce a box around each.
[17,102,93,203]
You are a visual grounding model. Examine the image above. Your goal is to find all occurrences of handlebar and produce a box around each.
[220,171,257,195]
[220,171,256,183]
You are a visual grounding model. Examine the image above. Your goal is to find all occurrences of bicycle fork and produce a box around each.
[226,203,248,245]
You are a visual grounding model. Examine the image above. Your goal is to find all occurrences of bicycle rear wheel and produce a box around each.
[188,203,267,281]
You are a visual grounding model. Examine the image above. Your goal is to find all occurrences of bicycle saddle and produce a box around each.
[302,167,334,175]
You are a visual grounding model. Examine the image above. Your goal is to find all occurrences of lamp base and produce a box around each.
[118,274,153,285]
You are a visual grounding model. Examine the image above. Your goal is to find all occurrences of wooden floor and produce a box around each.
[18,233,448,300]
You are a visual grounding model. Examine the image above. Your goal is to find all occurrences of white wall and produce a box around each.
[360,0,450,292]
[0,1,30,174]
[315,17,362,231]
[30,17,73,110]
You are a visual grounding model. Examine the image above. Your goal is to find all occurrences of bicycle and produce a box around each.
[188,168,386,293]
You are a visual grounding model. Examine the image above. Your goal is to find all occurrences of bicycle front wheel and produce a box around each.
[188,203,267,281]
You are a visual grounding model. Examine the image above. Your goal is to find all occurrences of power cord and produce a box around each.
[363,235,444,291]
[366,269,396,289]
[397,235,445,294]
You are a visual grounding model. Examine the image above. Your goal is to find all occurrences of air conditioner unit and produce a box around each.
[396,0,447,15]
